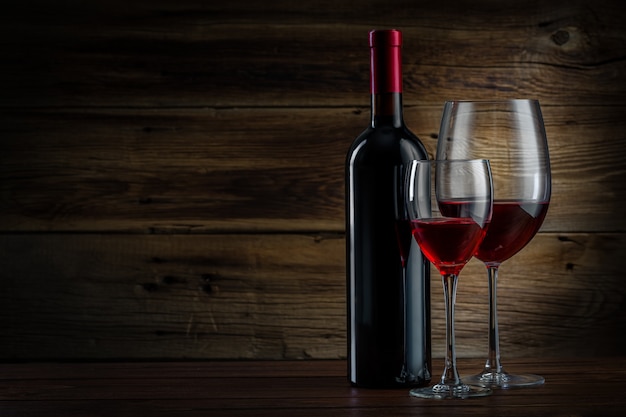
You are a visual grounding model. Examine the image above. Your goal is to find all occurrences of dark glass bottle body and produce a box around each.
[346,90,432,386]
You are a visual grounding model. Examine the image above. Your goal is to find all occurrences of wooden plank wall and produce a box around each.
[1,0,625,361]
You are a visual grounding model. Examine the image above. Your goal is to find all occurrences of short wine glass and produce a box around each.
[437,99,551,388]
[406,159,493,399]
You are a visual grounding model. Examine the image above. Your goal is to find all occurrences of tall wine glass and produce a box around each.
[436,99,551,388]
[406,159,493,399]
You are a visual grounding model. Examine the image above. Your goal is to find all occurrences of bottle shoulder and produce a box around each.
[347,125,429,165]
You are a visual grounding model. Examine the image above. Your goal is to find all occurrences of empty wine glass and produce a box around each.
[437,99,551,388]
[406,159,493,399]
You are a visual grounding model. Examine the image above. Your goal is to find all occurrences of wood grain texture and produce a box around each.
[0,0,625,360]
[0,359,625,417]
[1,106,624,233]
[1,233,623,360]
[1,0,625,107]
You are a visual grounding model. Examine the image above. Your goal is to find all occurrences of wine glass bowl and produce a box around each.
[436,99,551,388]
[406,159,493,399]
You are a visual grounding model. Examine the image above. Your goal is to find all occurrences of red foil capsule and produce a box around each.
[369,29,402,94]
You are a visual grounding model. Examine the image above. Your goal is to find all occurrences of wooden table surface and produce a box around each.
[1,357,624,416]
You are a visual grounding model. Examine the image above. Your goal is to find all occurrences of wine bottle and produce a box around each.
[345,29,431,388]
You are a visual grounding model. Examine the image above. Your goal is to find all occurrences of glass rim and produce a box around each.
[443,98,540,104]
[409,158,490,164]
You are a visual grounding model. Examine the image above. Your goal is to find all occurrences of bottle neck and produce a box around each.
[369,36,404,128]
[371,92,404,127]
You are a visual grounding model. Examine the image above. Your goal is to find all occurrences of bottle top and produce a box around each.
[369,29,402,47]
[369,29,402,94]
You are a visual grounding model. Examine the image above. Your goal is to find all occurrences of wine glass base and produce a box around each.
[409,383,492,399]
[463,371,544,389]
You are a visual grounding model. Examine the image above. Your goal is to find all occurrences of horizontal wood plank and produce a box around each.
[0,359,625,417]
[0,233,624,360]
[1,0,625,107]
[1,106,624,233]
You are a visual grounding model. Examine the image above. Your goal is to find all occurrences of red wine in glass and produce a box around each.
[411,218,485,276]
[395,219,414,267]
[475,200,549,264]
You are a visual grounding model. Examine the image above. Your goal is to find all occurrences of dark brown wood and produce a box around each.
[0,358,624,416]
[1,106,625,233]
[1,0,625,362]
[1,233,624,360]
[1,1,625,107]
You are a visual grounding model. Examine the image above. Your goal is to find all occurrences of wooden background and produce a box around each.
[1,0,625,361]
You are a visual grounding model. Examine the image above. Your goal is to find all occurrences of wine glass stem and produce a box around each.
[400,266,409,381]
[486,265,503,374]
[440,273,462,386]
